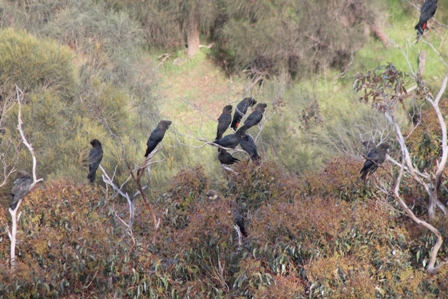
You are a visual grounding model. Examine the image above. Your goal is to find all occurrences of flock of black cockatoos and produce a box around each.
[10,1,439,230]
[213,98,265,165]
[9,120,173,211]
[8,95,390,237]
[415,0,438,38]
[2,1,439,252]
[207,98,267,240]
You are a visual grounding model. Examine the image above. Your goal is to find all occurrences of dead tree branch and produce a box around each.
[354,64,448,273]
[393,153,447,274]
[91,90,165,246]
[15,86,43,186]
[8,86,44,270]
[123,151,161,245]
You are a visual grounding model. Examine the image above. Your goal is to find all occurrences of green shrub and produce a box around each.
[0,28,76,99]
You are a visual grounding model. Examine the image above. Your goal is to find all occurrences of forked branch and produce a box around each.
[354,65,447,273]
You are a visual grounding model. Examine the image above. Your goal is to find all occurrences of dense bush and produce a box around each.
[0,28,82,186]
[0,29,134,186]
[0,183,118,297]
[1,160,447,297]
[216,0,384,78]
[0,14,160,186]
[0,28,76,99]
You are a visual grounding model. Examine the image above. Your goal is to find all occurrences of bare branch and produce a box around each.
[391,41,416,76]
[83,269,99,290]
[385,155,429,180]
[433,18,448,30]
[418,50,426,75]
[15,86,43,187]
[393,152,447,274]
[385,110,446,217]
[432,73,448,106]
[233,224,243,247]
[100,165,130,199]
[126,153,161,245]
[0,141,18,188]
[221,164,238,174]
[113,204,136,246]
[8,86,44,270]
[156,53,171,68]
[100,164,137,231]
[186,100,217,123]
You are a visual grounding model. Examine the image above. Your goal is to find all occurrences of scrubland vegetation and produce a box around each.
[1,0,448,297]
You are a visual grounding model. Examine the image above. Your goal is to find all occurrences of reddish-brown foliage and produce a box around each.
[0,162,446,298]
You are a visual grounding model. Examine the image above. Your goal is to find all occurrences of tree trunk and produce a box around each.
[427,183,447,220]
[9,208,18,270]
[186,10,200,58]
[428,187,437,220]
[369,23,390,48]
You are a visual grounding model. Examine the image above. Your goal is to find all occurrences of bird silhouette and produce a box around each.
[360,143,390,181]
[230,98,257,131]
[145,120,172,157]
[239,103,267,131]
[216,105,232,141]
[88,139,103,183]
[214,126,248,149]
[10,170,32,210]
[218,149,240,165]
[240,134,260,163]
[207,190,247,237]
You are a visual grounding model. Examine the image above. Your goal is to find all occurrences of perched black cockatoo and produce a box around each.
[218,149,240,165]
[214,126,248,149]
[144,120,172,157]
[415,0,438,38]
[88,139,103,183]
[216,105,233,141]
[360,143,390,181]
[239,103,267,131]
[10,170,32,210]
[240,134,260,163]
[230,98,257,131]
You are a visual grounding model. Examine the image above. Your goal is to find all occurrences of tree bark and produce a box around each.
[418,50,426,76]
[186,9,200,58]
[428,187,437,220]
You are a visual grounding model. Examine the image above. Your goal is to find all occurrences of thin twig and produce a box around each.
[112,204,136,246]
